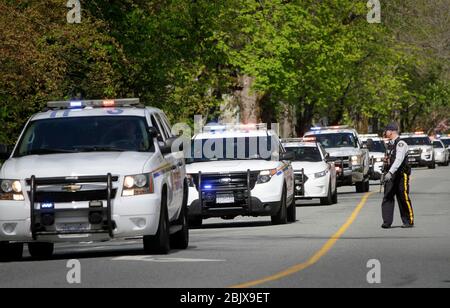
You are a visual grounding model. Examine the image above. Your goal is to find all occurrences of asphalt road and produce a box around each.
[1,167,449,288]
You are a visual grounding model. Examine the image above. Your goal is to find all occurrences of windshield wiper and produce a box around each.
[25,148,78,155]
[75,146,129,152]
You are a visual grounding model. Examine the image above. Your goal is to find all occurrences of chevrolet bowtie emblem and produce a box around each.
[62,184,82,192]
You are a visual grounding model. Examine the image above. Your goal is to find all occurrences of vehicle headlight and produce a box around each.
[314,170,328,178]
[257,169,277,184]
[0,179,24,201]
[122,174,153,196]
[351,155,361,165]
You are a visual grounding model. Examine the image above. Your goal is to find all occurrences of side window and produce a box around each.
[155,113,171,139]
[160,114,173,138]
[150,114,165,142]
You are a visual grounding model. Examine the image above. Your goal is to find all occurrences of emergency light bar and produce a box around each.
[203,123,268,133]
[310,125,350,131]
[282,137,317,143]
[360,134,380,138]
[46,98,141,110]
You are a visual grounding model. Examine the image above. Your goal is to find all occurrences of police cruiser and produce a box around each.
[185,123,295,227]
[432,139,449,167]
[0,99,188,260]
[304,126,370,193]
[360,134,387,180]
[400,132,435,169]
[282,138,338,205]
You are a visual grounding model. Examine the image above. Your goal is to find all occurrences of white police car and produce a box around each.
[185,124,295,227]
[0,99,188,261]
[401,132,435,169]
[304,126,371,193]
[359,134,387,180]
[432,139,449,166]
[282,138,338,205]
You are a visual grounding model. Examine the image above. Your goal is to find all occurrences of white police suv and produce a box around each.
[304,126,371,193]
[0,99,188,261]
[401,132,435,169]
[185,124,295,227]
[282,138,338,205]
[360,134,387,181]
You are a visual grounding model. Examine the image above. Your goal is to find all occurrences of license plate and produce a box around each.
[216,194,235,204]
[409,158,417,162]
[56,223,90,232]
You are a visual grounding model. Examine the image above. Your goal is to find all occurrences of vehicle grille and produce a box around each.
[333,156,351,169]
[294,173,309,184]
[191,172,259,191]
[409,149,421,157]
[28,189,118,203]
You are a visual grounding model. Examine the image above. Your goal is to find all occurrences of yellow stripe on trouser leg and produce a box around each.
[403,173,414,225]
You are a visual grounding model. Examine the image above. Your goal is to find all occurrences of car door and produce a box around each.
[148,112,178,220]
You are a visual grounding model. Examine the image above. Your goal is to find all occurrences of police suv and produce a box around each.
[359,134,387,181]
[432,139,449,167]
[0,99,188,260]
[400,132,435,169]
[282,138,338,205]
[304,126,370,193]
[185,124,295,227]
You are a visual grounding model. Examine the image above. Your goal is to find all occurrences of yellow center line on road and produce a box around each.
[229,191,376,288]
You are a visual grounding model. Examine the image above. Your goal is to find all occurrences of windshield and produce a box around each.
[285,146,322,162]
[15,116,154,157]
[363,140,386,153]
[401,137,431,146]
[441,139,450,147]
[187,136,277,163]
[313,133,357,149]
[433,141,444,149]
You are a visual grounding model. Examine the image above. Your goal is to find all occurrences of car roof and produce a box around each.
[193,130,275,140]
[30,106,163,121]
[401,134,428,138]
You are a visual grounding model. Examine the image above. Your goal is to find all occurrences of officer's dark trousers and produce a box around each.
[382,172,414,226]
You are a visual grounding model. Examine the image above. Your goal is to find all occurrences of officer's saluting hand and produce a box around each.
[381,123,415,229]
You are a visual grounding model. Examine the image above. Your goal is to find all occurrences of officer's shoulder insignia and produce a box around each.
[398,142,405,147]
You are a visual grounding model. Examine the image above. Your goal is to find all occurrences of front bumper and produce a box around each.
[0,175,161,243]
[408,154,433,166]
[294,172,330,199]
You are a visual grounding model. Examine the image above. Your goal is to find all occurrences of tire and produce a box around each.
[332,185,338,204]
[364,178,370,192]
[320,184,333,206]
[170,184,189,250]
[0,242,23,262]
[287,196,296,223]
[28,242,54,259]
[428,161,436,169]
[188,217,203,228]
[143,191,170,255]
[271,186,287,225]
[355,181,364,193]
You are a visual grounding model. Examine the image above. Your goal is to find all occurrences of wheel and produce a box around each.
[332,185,338,204]
[428,161,436,169]
[143,192,170,254]
[271,186,287,225]
[364,178,370,192]
[287,197,296,223]
[188,217,203,228]
[28,242,54,259]
[355,181,365,193]
[170,185,189,250]
[320,184,333,206]
[0,242,23,262]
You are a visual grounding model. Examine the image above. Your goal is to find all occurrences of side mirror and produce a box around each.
[280,152,294,161]
[0,144,11,160]
[148,127,159,140]
[324,152,330,161]
[159,137,183,155]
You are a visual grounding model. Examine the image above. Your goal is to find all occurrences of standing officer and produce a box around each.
[381,123,414,229]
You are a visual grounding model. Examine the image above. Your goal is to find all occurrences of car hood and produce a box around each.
[325,147,361,157]
[291,161,328,175]
[186,160,282,174]
[1,152,154,179]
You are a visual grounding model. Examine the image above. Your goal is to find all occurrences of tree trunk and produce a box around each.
[236,75,261,124]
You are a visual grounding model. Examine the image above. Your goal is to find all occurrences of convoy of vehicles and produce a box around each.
[185,124,296,227]
[304,126,371,193]
[400,132,436,169]
[1,102,448,262]
[0,99,188,260]
[282,138,338,205]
